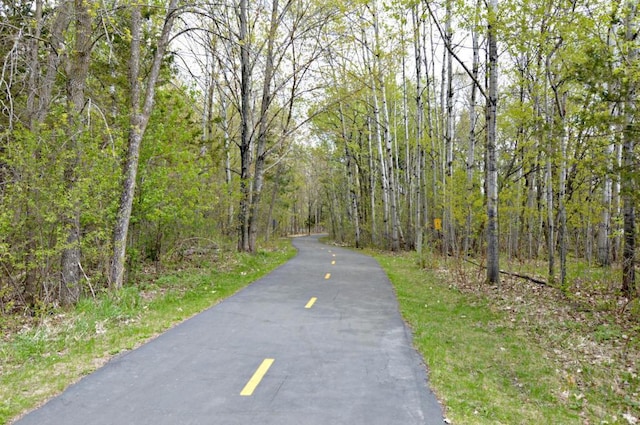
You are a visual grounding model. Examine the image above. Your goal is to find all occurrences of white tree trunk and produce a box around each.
[465,4,480,257]
[598,143,614,266]
[486,0,500,284]
[412,4,424,253]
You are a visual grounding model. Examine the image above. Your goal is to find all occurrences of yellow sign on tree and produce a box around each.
[434,218,442,231]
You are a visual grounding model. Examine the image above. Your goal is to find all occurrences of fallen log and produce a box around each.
[462,257,548,286]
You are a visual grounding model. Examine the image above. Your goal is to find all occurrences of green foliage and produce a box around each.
[0,106,123,299]
[123,80,258,272]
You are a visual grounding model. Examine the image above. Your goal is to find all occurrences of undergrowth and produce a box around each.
[373,251,639,425]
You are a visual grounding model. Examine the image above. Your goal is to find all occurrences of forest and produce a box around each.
[0,0,638,311]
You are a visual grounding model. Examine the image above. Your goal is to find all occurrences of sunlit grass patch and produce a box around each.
[373,252,638,424]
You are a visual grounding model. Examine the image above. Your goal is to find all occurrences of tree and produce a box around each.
[247,0,285,252]
[464,0,481,257]
[60,0,93,305]
[237,0,252,252]
[621,0,637,297]
[110,0,180,288]
[485,0,499,284]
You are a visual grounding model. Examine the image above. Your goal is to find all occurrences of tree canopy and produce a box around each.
[0,0,638,309]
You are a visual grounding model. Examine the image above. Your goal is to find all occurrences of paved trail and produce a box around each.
[16,235,445,425]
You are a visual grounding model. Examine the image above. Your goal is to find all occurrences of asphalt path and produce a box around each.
[15,235,445,425]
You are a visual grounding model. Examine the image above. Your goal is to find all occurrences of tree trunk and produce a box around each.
[237,0,252,252]
[558,126,568,287]
[412,3,424,254]
[598,27,618,266]
[23,0,71,305]
[621,0,637,297]
[425,17,438,243]
[367,117,377,245]
[374,88,390,246]
[545,146,555,283]
[382,82,400,251]
[361,20,390,247]
[60,0,92,305]
[543,77,556,284]
[401,30,413,249]
[223,99,235,235]
[26,0,44,129]
[371,3,400,251]
[443,0,455,255]
[340,104,361,248]
[265,162,284,242]
[598,143,614,266]
[465,5,480,257]
[248,0,282,253]
[613,141,623,261]
[485,0,500,284]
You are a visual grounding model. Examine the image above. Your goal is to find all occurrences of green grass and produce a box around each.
[0,240,296,424]
[374,252,586,424]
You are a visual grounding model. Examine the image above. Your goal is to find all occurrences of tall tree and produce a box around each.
[22,0,72,304]
[621,0,637,297]
[237,0,252,252]
[60,0,93,304]
[110,0,180,288]
[412,2,425,254]
[486,0,500,284]
[247,0,285,252]
[373,1,401,251]
[464,0,481,257]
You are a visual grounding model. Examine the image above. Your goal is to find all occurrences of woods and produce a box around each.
[1,0,639,311]
[309,0,639,294]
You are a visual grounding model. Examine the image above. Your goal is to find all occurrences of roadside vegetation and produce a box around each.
[375,251,640,425]
[0,240,295,424]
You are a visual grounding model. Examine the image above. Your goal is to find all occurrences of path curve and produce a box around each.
[15,235,445,425]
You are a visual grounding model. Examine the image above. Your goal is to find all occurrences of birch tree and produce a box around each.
[485,0,499,284]
[464,0,481,257]
[621,0,637,297]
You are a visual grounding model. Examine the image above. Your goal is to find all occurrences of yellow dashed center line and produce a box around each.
[325,273,331,280]
[332,254,336,257]
[240,358,274,396]
[331,260,336,265]
[305,297,317,309]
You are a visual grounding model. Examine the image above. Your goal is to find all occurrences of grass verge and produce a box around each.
[373,251,639,425]
[0,239,296,424]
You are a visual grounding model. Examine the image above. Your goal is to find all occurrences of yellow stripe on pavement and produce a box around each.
[305,297,317,309]
[240,358,274,396]
[325,273,331,280]
[331,260,336,265]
